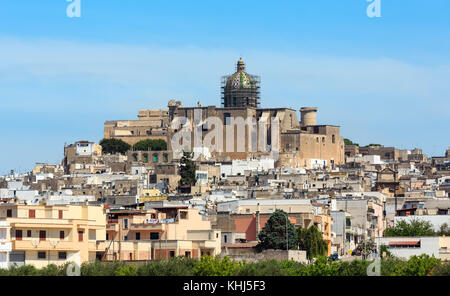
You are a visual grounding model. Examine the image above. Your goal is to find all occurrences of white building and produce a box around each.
[394,215,450,232]
[375,236,450,260]
[220,158,274,178]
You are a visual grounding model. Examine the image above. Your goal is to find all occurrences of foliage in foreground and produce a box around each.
[0,255,448,276]
[256,209,298,252]
[132,139,167,151]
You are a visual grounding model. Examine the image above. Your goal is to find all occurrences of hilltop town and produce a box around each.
[1,59,449,270]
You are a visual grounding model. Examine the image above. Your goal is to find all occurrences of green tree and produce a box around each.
[133,139,167,151]
[99,138,131,155]
[178,151,197,188]
[193,256,243,276]
[297,225,328,260]
[379,244,393,258]
[256,209,298,252]
[384,219,436,237]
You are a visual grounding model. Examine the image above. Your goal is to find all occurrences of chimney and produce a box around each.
[256,203,260,234]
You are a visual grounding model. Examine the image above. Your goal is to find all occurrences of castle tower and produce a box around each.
[221,58,261,108]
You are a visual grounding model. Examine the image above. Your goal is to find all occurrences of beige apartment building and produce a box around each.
[0,203,106,268]
[103,206,221,260]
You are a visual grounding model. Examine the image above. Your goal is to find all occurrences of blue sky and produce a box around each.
[1,0,449,174]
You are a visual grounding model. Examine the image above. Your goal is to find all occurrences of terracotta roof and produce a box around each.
[222,242,258,249]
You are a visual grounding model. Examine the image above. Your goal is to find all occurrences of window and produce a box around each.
[60,231,65,240]
[185,251,191,258]
[163,154,168,162]
[224,235,227,243]
[15,230,22,241]
[89,230,96,241]
[106,233,109,241]
[150,232,159,240]
[123,218,129,229]
[39,230,46,241]
[27,230,31,238]
[78,230,83,242]
[180,211,187,219]
[170,251,175,258]
[6,209,12,218]
[124,235,128,241]
[58,252,67,260]
[38,252,46,259]
[58,210,63,219]
[29,210,35,218]
[153,154,158,163]
[143,154,148,163]
[332,135,335,144]
[135,232,140,240]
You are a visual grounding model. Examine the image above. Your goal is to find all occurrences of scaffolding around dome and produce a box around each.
[221,58,261,108]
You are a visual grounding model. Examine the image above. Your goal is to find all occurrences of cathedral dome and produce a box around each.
[225,58,256,89]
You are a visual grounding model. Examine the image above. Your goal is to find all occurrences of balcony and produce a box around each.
[130,223,166,232]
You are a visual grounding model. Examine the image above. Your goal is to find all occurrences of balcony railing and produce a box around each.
[130,223,165,231]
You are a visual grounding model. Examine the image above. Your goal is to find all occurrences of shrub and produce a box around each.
[80,260,125,276]
[7,265,39,276]
[236,260,291,276]
[133,139,167,151]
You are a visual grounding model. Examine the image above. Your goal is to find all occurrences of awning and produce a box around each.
[389,241,420,247]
